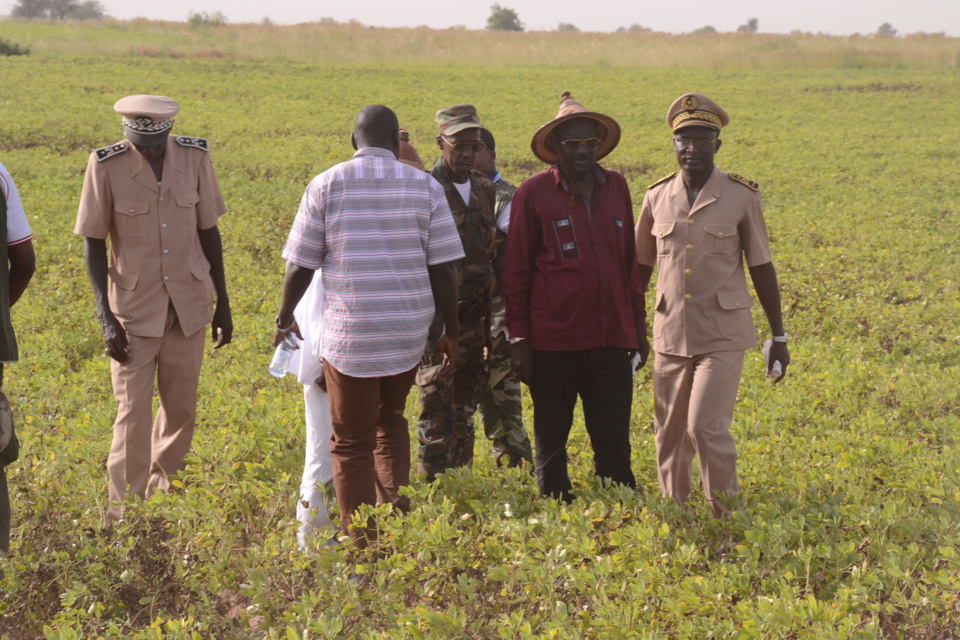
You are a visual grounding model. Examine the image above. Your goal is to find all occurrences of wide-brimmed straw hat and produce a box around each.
[530,92,621,165]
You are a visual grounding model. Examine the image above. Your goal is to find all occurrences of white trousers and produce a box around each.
[296,383,335,549]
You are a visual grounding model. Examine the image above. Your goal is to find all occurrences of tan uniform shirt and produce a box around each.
[636,167,771,356]
[75,138,226,338]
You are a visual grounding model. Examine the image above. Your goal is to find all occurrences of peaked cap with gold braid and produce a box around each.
[666,92,730,132]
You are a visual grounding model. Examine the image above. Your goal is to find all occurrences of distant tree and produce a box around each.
[877,23,897,37]
[629,23,652,32]
[188,10,228,27]
[11,0,105,19]
[261,16,274,25]
[737,18,758,33]
[693,25,717,34]
[71,0,106,19]
[557,22,579,32]
[10,0,50,18]
[486,4,524,32]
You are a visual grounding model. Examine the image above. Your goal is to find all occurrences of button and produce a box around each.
[684,269,692,275]
[736,302,741,307]
[684,293,692,300]
[718,232,725,237]
[160,197,165,202]
[163,276,169,281]
[686,244,694,250]
[687,220,694,225]
[128,209,135,213]
[162,249,169,254]
[659,231,664,237]
[161,223,168,229]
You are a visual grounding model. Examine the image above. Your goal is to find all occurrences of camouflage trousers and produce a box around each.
[477,332,532,467]
[416,319,488,479]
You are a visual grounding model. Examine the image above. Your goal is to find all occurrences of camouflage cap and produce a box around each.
[667,92,730,132]
[435,104,485,137]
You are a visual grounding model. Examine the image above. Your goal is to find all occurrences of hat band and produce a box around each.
[671,110,722,130]
[122,117,175,135]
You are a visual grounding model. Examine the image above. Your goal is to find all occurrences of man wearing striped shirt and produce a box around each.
[274,105,463,548]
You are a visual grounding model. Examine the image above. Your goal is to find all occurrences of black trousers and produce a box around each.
[530,348,636,502]
[0,363,16,555]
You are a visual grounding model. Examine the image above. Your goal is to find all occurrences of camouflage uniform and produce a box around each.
[477,175,533,467]
[416,159,497,478]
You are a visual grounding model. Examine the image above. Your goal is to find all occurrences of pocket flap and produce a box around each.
[114,200,148,216]
[108,265,139,291]
[703,223,737,239]
[190,257,211,280]
[175,191,200,207]
[717,290,753,310]
[652,221,676,238]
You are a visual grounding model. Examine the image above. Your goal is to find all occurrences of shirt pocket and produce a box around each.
[704,223,739,257]
[652,221,676,256]
[550,215,579,259]
[114,200,149,237]
[175,190,200,229]
[715,290,753,338]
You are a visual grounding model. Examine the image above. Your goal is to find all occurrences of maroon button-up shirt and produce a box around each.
[504,165,646,352]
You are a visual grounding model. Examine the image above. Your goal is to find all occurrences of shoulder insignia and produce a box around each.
[175,136,209,151]
[95,142,130,163]
[728,173,759,192]
[647,172,677,190]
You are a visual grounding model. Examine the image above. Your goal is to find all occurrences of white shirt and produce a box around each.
[0,162,33,246]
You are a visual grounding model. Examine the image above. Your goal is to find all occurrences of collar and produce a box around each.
[353,147,399,160]
[550,164,608,193]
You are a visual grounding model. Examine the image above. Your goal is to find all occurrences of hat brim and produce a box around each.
[441,123,486,137]
[530,112,621,165]
[124,128,171,148]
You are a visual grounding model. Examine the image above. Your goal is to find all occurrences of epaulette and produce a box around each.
[728,173,759,192]
[175,136,209,151]
[95,142,130,163]
[647,172,677,190]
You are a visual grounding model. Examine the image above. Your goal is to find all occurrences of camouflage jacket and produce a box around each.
[489,174,517,336]
[429,160,497,304]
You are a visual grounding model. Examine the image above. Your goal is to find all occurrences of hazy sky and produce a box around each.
[9,0,957,36]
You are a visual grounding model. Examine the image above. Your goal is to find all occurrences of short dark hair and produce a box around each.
[478,128,495,153]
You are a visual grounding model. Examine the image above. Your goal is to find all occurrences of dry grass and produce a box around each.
[1,17,959,68]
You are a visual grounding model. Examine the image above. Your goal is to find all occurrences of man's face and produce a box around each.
[554,119,600,181]
[673,125,721,174]
[438,128,484,183]
[472,146,495,177]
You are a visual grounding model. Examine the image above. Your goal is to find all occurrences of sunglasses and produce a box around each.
[558,137,603,152]
[441,137,486,153]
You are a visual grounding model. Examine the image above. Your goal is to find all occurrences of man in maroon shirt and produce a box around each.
[503,93,649,502]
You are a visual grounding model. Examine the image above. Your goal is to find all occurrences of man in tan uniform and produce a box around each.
[76,95,232,522]
[635,93,790,517]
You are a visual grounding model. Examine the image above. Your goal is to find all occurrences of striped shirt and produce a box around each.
[282,147,464,378]
[0,162,34,246]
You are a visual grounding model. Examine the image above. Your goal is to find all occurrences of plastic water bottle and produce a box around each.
[269,333,299,378]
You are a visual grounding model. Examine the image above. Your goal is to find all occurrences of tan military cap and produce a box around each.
[667,93,730,132]
[114,94,179,146]
[435,104,485,137]
[531,92,621,165]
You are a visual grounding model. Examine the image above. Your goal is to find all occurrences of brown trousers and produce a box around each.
[107,306,205,521]
[323,361,418,547]
[653,349,745,517]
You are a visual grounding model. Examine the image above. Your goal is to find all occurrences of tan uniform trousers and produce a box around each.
[654,349,745,517]
[107,305,205,521]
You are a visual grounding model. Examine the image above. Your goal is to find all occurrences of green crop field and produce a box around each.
[0,19,958,640]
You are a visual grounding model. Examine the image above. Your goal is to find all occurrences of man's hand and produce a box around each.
[636,334,650,371]
[314,359,327,392]
[273,319,302,347]
[433,334,457,379]
[101,314,130,364]
[211,301,233,349]
[511,339,532,386]
[767,341,791,384]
